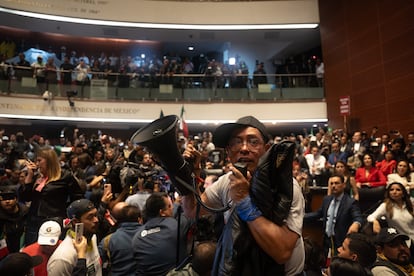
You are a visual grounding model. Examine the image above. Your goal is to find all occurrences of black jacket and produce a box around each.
[305,193,363,255]
[0,202,29,253]
[20,169,84,219]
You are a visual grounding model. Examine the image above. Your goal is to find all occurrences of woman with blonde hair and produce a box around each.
[21,146,84,245]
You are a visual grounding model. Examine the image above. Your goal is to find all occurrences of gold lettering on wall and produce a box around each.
[0,103,140,114]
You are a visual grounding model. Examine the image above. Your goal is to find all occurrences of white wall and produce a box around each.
[1,0,319,25]
[0,95,327,125]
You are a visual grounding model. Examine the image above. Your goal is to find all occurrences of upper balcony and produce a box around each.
[1,66,324,103]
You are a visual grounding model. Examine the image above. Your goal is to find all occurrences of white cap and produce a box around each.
[38,221,61,246]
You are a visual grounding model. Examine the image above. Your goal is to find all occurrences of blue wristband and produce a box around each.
[236,196,262,222]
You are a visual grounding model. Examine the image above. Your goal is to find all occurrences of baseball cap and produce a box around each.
[67,199,95,219]
[0,186,18,201]
[213,116,269,148]
[376,227,409,244]
[38,220,61,246]
[0,252,43,275]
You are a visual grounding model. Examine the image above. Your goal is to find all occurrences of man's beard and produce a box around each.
[388,253,411,266]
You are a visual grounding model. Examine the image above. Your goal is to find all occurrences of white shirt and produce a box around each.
[387,173,414,187]
[75,64,90,81]
[205,174,305,275]
[367,202,414,244]
[47,233,102,276]
[316,62,324,78]
[305,153,326,176]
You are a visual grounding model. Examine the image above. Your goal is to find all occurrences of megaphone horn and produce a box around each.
[130,115,193,195]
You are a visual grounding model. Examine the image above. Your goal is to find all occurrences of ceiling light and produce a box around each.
[187,46,194,51]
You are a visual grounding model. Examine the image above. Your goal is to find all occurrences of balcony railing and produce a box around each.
[0,66,324,102]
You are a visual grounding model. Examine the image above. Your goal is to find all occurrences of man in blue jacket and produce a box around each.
[305,174,362,258]
[99,202,142,276]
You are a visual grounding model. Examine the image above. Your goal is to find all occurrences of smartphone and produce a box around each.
[74,223,84,244]
[104,183,112,194]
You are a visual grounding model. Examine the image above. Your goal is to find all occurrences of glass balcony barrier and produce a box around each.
[0,66,324,102]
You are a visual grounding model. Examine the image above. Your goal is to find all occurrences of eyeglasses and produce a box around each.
[228,137,264,152]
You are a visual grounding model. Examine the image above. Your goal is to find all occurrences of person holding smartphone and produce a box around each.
[20,147,84,246]
[47,199,102,276]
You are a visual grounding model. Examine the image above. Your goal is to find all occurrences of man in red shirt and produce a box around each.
[22,220,62,275]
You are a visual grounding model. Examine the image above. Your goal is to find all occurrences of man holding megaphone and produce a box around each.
[181,116,305,276]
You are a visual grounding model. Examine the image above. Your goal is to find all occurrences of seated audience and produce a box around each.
[387,160,414,198]
[356,154,387,188]
[303,237,325,276]
[367,182,414,246]
[305,175,363,258]
[355,153,387,214]
[375,150,396,177]
[305,145,327,186]
[328,256,370,276]
[327,160,359,201]
[337,232,377,270]
[371,227,414,275]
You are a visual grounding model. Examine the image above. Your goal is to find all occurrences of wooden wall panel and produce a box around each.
[351,85,386,112]
[323,45,348,67]
[383,52,414,82]
[321,27,347,52]
[379,5,414,41]
[319,0,414,135]
[351,65,384,92]
[385,74,414,102]
[348,28,380,57]
[349,46,382,74]
[382,29,414,62]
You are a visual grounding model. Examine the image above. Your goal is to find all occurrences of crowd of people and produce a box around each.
[0,36,324,93]
[0,118,413,275]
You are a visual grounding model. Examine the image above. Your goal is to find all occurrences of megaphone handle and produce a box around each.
[174,175,198,195]
[174,176,232,213]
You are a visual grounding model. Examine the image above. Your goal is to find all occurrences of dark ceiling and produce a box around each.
[0,11,321,59]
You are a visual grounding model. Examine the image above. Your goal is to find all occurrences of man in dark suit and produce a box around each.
[305,174,363,258]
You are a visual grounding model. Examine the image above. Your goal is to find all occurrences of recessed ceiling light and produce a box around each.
[188,46,194,51]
